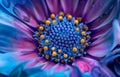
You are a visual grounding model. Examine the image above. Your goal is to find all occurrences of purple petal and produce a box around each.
[90,2,119,30]
[84,0,114,23]
[74,0,87,17]
[61,0,79,15]
[46,0,61,14]
[31,0,49,21]
[87,30,116,57]
[82,0,95,17]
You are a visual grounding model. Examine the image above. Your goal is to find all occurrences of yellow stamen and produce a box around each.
[59,11,64,16]
[43,46,48,51]
[81,31,86,36]
[58,49,62,53]
[64,54,68,58]
[50,13,55,19]
[38,26,44,31]
[67,14,72,20]
[40,35,45,39]
[80,39,85,44]
[45,40,50,44]
[51,47,56,51]
[74,20,79,25]
[52,51,57,56]
[45,20,50,25]
[59,16,63,21]
[53,20,57,24]
[72,47,77,52]
[76,28,79,32]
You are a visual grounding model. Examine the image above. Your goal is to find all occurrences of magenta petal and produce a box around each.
[31,0,49,21]
[90,3,118,30]
[84,0,114,23]
[61,0,79,14]
[87,28,116,57]
[88,19,120,57]
[46,0,61,14]
[74,0,87,17]
[82,0,95,17]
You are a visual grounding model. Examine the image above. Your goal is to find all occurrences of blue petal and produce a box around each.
[0,52,24,75]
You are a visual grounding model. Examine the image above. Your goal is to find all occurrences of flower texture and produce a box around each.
[0,0,120,77]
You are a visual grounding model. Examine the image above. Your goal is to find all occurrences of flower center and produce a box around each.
[34,12,91,64]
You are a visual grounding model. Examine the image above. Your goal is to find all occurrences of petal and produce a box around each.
[30,0,49,21]
[84,0,115,23]
[73,0,88,17]
[0,51,39,76]
[0,0,48,27]
[0,24,36,52]
[75,57,116,77]
[82,0,95,17]
[87,20,120,57]
[113,19,120,45]
[87,30,115,57]
[46,0,61,14]
[61,0,79,15]
[90,2,119,30]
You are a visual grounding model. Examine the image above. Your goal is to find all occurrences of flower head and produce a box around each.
[0,0,120,77]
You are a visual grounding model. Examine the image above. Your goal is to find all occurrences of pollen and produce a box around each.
[59,11,64,16]
[58,49,62,53]
[45,40,50,44]
[52,51,57,57]
[58,16,63,21]
[67,14,72,20]
[45,20,50,25]
[51,47,56,51]
[74,19,79,25]
[43,46,48,51]
[50,13,55,19]
[76,28,79,32]
[72,47,77,52]
[64,54,68,58]
[81,31,86,36]
[40,34,45,39]
[38,26,44,31]
[80,39,85,44]
[53,20,57,24]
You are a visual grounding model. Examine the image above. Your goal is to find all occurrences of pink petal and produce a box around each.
[46,0,61,14]
[84,0,114,23]
[61,0,79,15]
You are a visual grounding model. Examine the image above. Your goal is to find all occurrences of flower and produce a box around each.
[0,0,119,77]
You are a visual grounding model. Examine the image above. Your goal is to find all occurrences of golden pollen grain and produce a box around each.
[80,39,85,44]
[45,20,50,25]
[44,46,48,51]
[72,47,77,52]
[74,20,79,25]
[52,51,57,56]
[50,13,55,19]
